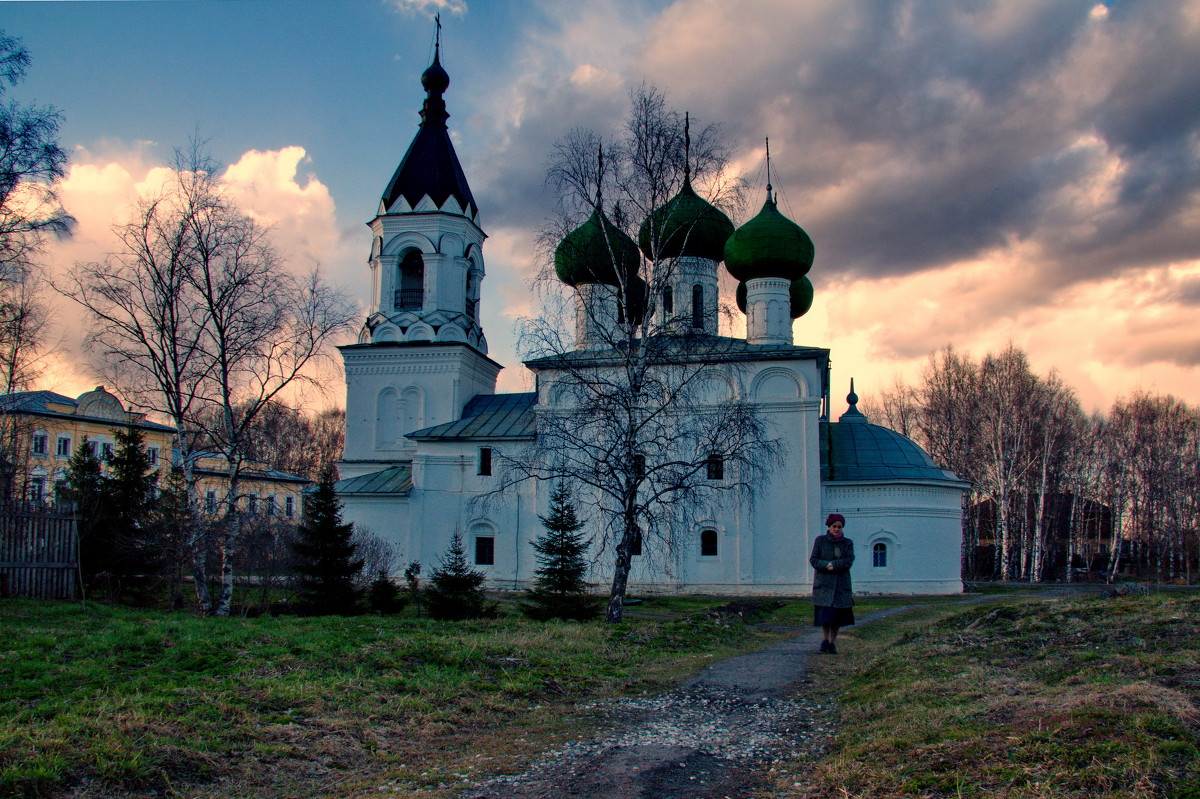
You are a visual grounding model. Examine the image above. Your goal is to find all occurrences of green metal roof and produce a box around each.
[554,207,640,287]
[333,465,414,495]
[407,393,536,441]
[724,193,814,282]
[637,178,734,262]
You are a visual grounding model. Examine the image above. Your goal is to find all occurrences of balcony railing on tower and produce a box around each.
[394,288,423,311]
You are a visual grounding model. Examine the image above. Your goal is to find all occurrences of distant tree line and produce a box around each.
[863,344,1200,583]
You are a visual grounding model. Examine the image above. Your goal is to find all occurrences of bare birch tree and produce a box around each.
[64,143,355,615]
[499,87,779,622]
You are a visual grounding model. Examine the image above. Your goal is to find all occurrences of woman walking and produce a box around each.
[810,513,855,653]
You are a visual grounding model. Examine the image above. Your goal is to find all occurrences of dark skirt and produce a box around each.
[813,605,855,627]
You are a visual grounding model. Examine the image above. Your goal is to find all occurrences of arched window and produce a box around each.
[691,284,704,328]
[662,286,674,315]
[396,250,424,310]
[700,528,718,557]
[465,271,478,321]
[376,389,400,448]
[873,542,888,568]
[705,453,724,480]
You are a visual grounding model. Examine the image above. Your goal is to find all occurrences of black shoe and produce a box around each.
[828,642,838,654]
[819,640,830,653]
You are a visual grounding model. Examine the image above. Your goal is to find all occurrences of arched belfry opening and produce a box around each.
[396,250,424,311]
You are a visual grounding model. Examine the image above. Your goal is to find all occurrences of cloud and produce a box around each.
[389,0,467,18]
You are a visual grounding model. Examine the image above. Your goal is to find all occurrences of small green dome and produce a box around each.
[637,179,734,262]
[735,276,814,319]
[554,207,641,287]
[723,194,814,282]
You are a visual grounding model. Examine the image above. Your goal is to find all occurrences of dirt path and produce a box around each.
[458,608,908,799]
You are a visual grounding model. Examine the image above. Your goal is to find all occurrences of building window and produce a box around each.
[31,431,48,457]
[146,447,159,467]
[691,284,704,328]
[631,454,646,480]
[206,489,218,515]
[705,453,724,480]
[285,495,295,519]
[474,536,495,566]
[630,530,643,557]
[85,439,97,457]
[662,286,674,315]
[101,442,114,460]
[247,494,259,515]
[700,528,718,557]
[56,435,72,458]
[266,495,277,516]
[478,447,492,476]
[28,477,45,504]
[873,542,888,568]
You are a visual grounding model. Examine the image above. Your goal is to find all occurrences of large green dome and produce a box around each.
[554,207,641,287]
[637,179,734,262]
[723,194,814,282]
[735,276,814,319]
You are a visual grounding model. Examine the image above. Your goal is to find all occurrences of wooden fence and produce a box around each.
[0,501,78,600]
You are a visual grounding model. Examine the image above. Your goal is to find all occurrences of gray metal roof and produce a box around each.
[0,390,177,433]
[407,393,536,441]
[820,419,963,484]
[333,465,414,495]
[524,334,828,370]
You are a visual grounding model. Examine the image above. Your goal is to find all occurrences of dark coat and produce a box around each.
[810,533,854,608]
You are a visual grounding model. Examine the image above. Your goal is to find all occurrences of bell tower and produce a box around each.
[340,26,501,477]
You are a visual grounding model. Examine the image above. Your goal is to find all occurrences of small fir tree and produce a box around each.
[62,438,110,592]
[424,532,497,620]
[521,483,601,621]
[292,465,363,615]
[366,569,407,614]
[105,426,159,603]
[403,561,423,617]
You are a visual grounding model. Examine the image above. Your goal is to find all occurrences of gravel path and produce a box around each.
[458,608,908,799]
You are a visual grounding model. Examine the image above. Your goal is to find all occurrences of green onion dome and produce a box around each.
[554,207,641,287]
[735,276,815,319]
[637,178,734,262]
[723,194,814,282]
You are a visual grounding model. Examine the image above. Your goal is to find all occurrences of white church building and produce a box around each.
[335,47,966,595]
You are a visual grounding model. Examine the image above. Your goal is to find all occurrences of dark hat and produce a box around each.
[825,513,846,526]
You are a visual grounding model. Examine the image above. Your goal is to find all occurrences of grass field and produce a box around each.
[3,590,1197,799]
[0,597,785,799]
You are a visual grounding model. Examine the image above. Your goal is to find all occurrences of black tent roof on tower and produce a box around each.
[380,41,476,218]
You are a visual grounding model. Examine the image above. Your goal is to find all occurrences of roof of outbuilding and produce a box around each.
[406,392,537,441]
[0,389,177,433]
[332,465,414,495]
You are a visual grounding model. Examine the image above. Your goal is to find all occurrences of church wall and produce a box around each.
[823,481,964,594]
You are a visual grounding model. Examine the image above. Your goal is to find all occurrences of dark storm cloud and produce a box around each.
[466,0,1199,301]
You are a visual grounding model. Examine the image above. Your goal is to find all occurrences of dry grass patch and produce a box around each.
[770,593,1200,799]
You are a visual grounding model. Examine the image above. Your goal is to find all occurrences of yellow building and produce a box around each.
[0,386,176,502]
[191,452,309,522]
[0,386,310,518]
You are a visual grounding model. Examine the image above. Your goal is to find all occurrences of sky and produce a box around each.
[6,0,1200,417]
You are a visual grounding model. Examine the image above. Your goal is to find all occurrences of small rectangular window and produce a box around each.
[474,536,495,566]
[266,495,277,516]
[28,477,44,504]
[706,454,724,480]
[478,447,492,476]
[31,433,48,456]
[700,529,719,557]
[285,495,295,518]
[101,442,114,460]
[247,494,258,515]
[206,489,218,514]
[146,447,159,467]
[56,436,72,458]
[630,530,643,557]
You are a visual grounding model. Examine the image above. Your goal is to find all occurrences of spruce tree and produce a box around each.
[62,438,110,591]
[521,483,601,621]
[424,532,497,620]
[366,569,407,614]
[105,426,159,602]
[292,465,363,615]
